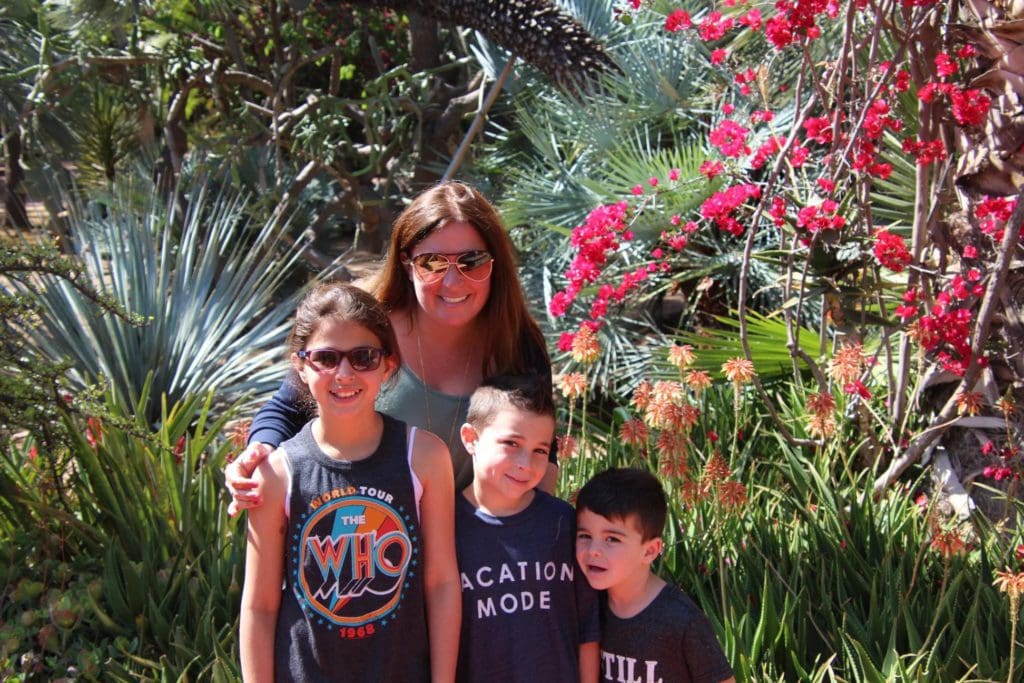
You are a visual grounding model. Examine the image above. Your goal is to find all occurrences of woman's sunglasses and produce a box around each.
[296,346,387,372]
[403,250,494,284]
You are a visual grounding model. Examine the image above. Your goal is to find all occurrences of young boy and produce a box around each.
[575,467,735,683]
[456,374,600,683]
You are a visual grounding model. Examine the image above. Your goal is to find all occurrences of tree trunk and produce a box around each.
[2,128,31,229]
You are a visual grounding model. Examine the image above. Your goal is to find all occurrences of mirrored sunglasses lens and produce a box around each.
[412,254,450,283]
[457,252,493,281]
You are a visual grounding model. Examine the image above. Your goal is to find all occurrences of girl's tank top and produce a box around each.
[273,414,429,681]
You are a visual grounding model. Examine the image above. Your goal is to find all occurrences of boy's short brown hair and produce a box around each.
[466,374,555,431]
[575,467,667,541]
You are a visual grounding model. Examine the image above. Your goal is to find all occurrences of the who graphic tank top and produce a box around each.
[273,415,429,682]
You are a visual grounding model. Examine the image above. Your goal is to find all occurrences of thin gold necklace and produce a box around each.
[416,333,472,451]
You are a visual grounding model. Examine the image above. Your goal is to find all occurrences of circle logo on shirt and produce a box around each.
[294,495,415,628]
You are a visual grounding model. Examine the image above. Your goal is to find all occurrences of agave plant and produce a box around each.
[12,176,313,422]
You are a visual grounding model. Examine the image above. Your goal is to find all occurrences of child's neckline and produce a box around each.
[607,575,668,620]
[310,413,385,463]
[460,486,540,519]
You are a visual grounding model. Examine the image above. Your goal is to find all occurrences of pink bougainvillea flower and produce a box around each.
[710,48,728,64]
[934,52,957,78]
[699,160,725,179]
[664,9,692,32]
[709,119,751,157]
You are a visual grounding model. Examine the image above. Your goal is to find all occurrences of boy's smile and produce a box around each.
[462,408,554,517]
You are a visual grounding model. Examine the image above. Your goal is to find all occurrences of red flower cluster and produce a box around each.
[796,200,845,234]
[976,196,1016,240]
[751,136,785,169]
[902,138,947,165]
[700,183,762,236]
[982,443,1021,482]
[906,275,986,375]
[873,229,912,272]
[918,81,991,127]
[764,0,840,50]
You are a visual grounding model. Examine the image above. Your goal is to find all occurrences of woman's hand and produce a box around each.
[226,442,274,516]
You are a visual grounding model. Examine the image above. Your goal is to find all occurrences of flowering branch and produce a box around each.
[874,183,1024,496]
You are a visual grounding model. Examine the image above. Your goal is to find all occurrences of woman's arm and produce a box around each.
[411,429,461,683]
[248,373,311,447]
[239,450,288,682]
[227,376,310,515]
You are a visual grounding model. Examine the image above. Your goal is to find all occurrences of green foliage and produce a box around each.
[0,380,244,680]
[11,177,310,423]
[558,374,1022,682]
[0,236,131,450]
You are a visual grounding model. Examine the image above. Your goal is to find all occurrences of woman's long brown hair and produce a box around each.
[366,181,546,375]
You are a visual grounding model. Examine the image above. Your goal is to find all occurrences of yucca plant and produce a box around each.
[11,175,313,423]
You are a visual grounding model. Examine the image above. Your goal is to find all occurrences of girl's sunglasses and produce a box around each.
[403,250,494,284]
[296,346,387,372]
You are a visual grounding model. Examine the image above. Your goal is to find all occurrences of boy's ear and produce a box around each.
[642,537,664,565]
[460,423,479,454]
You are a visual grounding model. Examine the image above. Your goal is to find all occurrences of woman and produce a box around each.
[227,181,557,512]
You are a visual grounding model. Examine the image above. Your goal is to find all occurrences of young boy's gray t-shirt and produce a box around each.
[599,583,733,683]
[455,490,600,683]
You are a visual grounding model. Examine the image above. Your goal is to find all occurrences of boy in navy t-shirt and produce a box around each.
[575,468,734,683]
[455,374,600,683]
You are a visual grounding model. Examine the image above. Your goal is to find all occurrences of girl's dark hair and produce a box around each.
[575,468,667,542]
[365,180,546,376]
[288,281,400,362]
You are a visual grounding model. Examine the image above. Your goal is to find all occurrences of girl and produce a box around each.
[239,283,460,682]
[228,181,557,510]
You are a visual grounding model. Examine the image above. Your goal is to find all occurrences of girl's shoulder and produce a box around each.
[407,426,452,479]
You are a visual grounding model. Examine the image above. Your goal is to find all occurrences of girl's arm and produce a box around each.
[239,449,289,682]
[411,430,461,683]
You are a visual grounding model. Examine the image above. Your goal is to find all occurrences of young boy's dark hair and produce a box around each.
[465,373,555,429]
[574,467,667,541]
